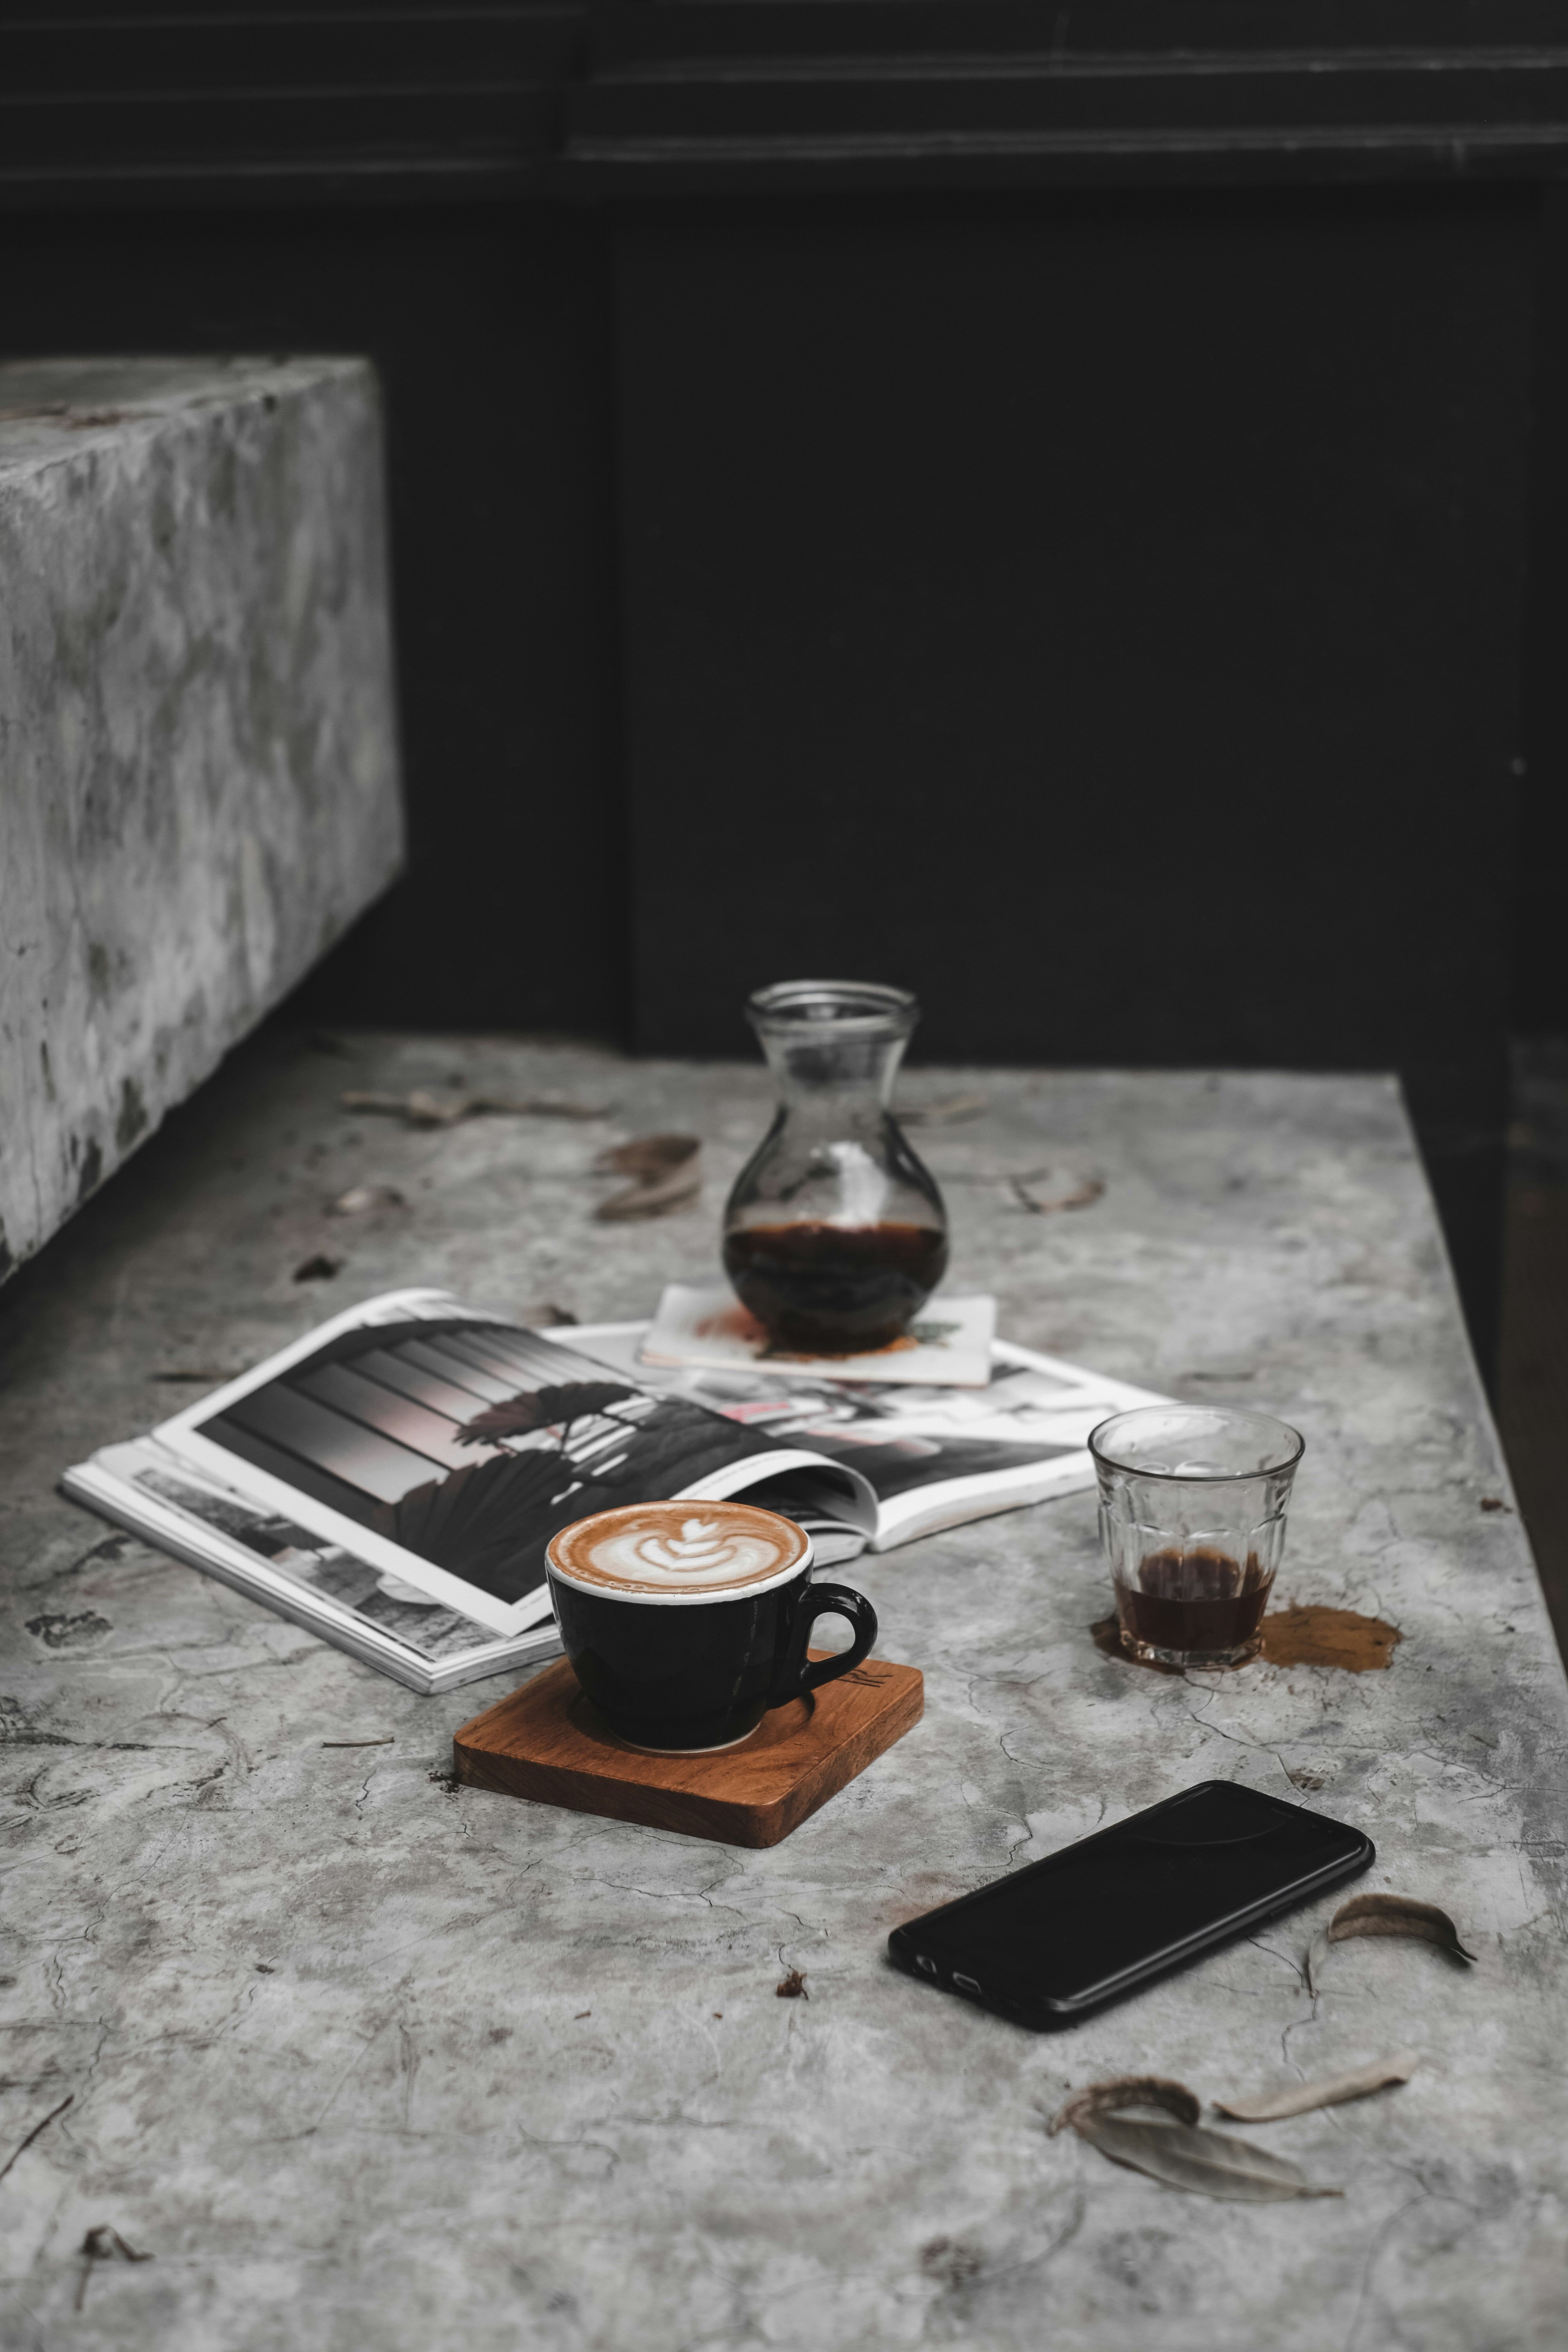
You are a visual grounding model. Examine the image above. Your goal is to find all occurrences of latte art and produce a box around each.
[548,1501,809,1598]
[630,1520,745,1575]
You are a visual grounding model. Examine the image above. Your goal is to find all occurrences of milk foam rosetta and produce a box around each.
[550,1503,806,1595]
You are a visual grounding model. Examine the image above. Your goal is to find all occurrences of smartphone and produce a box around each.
[887,1779,1374,2028]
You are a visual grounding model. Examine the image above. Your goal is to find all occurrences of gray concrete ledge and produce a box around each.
[0,356,403,1283]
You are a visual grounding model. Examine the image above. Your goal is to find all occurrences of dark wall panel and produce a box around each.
[2,200,628,1039]
[617,187,1535,1357]
[1518,183,1568,1036]
[620,188,1532,1069]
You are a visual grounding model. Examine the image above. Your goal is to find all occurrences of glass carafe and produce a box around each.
[722,980,949,1353]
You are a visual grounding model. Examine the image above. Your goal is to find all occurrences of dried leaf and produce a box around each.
[1307,1894,1476,1994]
[341,1089,609,1127]
[776,1969,808,1999]
[1049,2077,1199,2136]
[292,1253,344,1282]
[1011,1173,1104,1216]
[1074,2116,1340,2202]
[899,1093,989,1125]
[1214,2050,1421,2121]
[329,1183,405,1215]
[594,1134,702,1222]
[1050,2078,1338,2203]
[498,1093,609,1120]
[594,1134,700,1180]
[407,1089,479,1126]
[76,2225,151,2310]
[342,1088,439,1120]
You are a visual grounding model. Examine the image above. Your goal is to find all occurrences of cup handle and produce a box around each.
[777,1583,878,1702]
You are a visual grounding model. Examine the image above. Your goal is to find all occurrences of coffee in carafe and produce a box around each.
[722,1218,947,1353]
[721,981,949,1354]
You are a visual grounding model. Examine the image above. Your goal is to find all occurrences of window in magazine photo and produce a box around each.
[172,1316,867,1614]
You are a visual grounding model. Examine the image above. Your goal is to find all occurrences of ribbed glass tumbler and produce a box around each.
[1091,1406,1304,1669]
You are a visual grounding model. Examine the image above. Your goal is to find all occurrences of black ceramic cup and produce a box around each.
[544,1500,878,1753]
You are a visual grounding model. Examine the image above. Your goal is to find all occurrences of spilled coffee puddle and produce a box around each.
[1257,1605,1401,1671]
[1091,1605,1401,1677]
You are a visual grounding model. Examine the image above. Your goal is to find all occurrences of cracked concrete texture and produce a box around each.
[0,358,402,1287]
[0,1032,1564,2350]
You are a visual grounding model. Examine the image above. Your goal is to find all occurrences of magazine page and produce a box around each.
[558,1323,1169,1551]
[64,1438,550,1690]
[149,1291,875,1637]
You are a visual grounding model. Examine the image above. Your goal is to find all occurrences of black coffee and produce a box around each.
[722,1219,948,1352]
[1116,1546,1270,1658]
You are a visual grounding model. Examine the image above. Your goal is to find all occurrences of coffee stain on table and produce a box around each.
[1091,1605,1401,1677]
[1260,1606,1402,1671]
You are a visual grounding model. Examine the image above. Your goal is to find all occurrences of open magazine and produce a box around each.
[62,1289,1166,1693]
[557,1320,1167,1548]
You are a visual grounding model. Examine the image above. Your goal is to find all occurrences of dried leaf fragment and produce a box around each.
[293,1253,344,1283]
[1214,2050,1421,2121]
[1010,1173,1105,1216]
[776,1969,808,1999]
[595,1134,699,1181]
[1049,2077,1199,2135]
[1078,2117,1339,2202]
[329,1183,405,1216]
[76,2225,151,2311]
[1050,2077,1339,2203]
[899,1093,989,1125]
[341,1088,609,1127]
[594,1134,702,1222]
[503,1093,610,1122]
[1307,1894,1475,1994]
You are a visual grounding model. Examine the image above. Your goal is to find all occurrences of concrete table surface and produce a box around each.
[0,1033,1563,2352]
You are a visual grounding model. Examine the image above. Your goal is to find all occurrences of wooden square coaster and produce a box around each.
[452,1651,924,1847]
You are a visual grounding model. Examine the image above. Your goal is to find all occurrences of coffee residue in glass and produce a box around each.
[1114,1546,1272,1659]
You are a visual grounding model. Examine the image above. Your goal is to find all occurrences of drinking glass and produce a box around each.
[722,980,949,1353]
[1090,1406,1304,1668]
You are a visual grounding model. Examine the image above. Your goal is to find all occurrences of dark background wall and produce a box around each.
[4,198,627,1040]
[8,1,1568,1376]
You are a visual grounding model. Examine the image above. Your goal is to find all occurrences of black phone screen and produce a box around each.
[894,1781,1372,2020]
